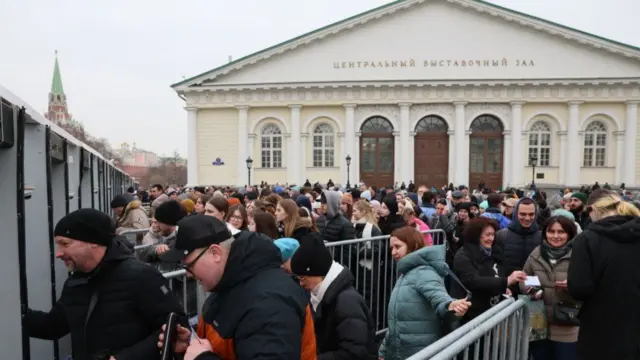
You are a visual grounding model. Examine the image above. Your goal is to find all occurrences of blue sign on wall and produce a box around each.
[212,158,225,166]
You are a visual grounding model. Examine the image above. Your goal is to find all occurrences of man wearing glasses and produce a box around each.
[158,215,317,360]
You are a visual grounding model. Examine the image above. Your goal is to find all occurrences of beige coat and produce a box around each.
[522,246,580,343]
[115,200,150,243]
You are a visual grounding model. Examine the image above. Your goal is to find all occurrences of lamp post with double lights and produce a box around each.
[246,156,253,186]
[345,155,352,189]
[529,154,538,189]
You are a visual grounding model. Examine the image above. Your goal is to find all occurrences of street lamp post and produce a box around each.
[529,154,538,189]
[246,157,253,186]
[345,155,352,189]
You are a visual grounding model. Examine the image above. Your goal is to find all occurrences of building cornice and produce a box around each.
[184,82,640,108]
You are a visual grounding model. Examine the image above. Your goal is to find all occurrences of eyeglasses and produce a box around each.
[180,248,208,273]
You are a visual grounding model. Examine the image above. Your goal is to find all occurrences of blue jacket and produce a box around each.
[379,245,453,359]
[481,209,511,229]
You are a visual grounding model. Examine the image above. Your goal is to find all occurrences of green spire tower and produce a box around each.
[50,50,65,95]
[44,50,73,126]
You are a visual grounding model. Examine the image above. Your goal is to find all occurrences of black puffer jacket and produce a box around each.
[26,238,185,360]
[568,215,640,360]
[317,190,355,242]
[314,263,378,360]
[495,200,541,280]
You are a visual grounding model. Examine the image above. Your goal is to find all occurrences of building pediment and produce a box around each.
[173,0,640,92]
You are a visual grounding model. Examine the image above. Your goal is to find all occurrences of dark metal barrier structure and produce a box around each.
[0,85,135,360]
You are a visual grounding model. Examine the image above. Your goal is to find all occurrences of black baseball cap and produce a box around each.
[161,215,235,262]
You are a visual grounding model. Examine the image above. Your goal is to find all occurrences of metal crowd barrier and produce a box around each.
[118,227,151,245]
[407,298,530,360]
[325,229,446,334]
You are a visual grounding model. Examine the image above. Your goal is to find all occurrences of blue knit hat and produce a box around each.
[274,238,300,263]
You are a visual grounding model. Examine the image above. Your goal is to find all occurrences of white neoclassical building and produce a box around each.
[172,0,640,189]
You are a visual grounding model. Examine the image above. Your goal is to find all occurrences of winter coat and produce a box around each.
[195,232,317,360]
[568,215,640,360]
[521,245,580,343]
[317,190,356,242]
[313,262,377,360]
[411,217,433,246]
[452,241,508,322]
[480,208,510,229]
[25,238,185,360]
[115,200,150,244]
[379,245,453,359]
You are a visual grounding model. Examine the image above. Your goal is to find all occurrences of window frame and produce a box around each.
[311,123,335,168]
[527,121,552,167]
[582,120,608,168]
[260,124,283,168]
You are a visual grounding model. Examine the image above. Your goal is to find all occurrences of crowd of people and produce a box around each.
[24,180,640,360]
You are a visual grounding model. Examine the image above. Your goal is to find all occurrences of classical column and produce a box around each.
[409,132,417,184]
[566,101,583,186]
[399,103,412,183]
[289,105,302,185]
[393,131,401,186]
[447,130,455,184]
[624,101,639,185]
[247,133,256,171]
[344,104,357,184]
[615,131,625,184]
[558,131,567,185]
[510,102,524,187]
[465,130,472,187]
[185,107,199,185]
[354,132,361,184]
[503,130,512,187]
[236,105,249,186]
[453,102,468,185]
[338,132,346,185]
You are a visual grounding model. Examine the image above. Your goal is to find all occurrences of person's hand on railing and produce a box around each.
[155,244,170,255]
[507,271,527,286]
[157,323,191,353]
[448,298,472,317]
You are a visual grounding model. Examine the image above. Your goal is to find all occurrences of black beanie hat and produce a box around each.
[54,208,114,246]
[110,194,129,209]
[291,232,332,277]
[154,200,186,226]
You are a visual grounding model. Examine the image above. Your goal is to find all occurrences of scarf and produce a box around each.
[540,239,571,266]
[480,245,492,257]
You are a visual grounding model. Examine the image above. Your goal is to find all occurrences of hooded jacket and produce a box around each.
[195,232,317,360]
[378,195,405,236]
[568,215,640,360]
[379,245,453,360]
[25,238,185,360]
[317,190,356,242]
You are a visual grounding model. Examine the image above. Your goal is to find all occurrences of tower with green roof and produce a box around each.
[44,51,83,133]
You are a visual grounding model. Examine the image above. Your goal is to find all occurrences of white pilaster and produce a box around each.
[399,103,412,183]
[393,131,401,187]
[236,105,249,186]
[354,132,361,184]
[615,131,625,185]
[300,132,309,171]
[186,107,199,185]
[566,101,583,186]
[342,104,357,186]
[447,130,455,185]
[409,132,416,183]
[464,130,471,187]
[510,102,524,187]
[247,133,256,172]
[503,130,512,187]
[289,105,302,185]
[453,102,467,186]
[558,131,567,185]
[624,101,639,185]
[338,132,346,185]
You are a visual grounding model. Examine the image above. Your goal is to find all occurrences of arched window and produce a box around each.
[583,121,607,167]
[312,123,335,167]
[415,115,448,132]
[470,115,504,132]
[528,121,551,166]
[260,124,283,168]
[361,116,394,133]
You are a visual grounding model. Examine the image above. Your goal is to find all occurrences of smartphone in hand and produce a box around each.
[161,312,180,360]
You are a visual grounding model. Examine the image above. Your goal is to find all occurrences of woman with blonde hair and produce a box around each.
[275,199,315,241]
[567,190,640,360]
[352,200,381,239]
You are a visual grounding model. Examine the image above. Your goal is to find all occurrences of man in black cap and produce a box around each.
[25,208,185,360]
[158,215,317,360]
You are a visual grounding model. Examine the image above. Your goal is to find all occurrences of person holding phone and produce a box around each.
[521,216,580,360]
[379,227,470,360]
[158,215,317,360]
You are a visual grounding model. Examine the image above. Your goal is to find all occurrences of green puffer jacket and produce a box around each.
[379,245,453,360]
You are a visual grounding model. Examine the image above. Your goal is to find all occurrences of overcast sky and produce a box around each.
[1,0,638,157]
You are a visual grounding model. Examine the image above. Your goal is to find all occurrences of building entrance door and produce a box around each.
[468,115,504,190]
